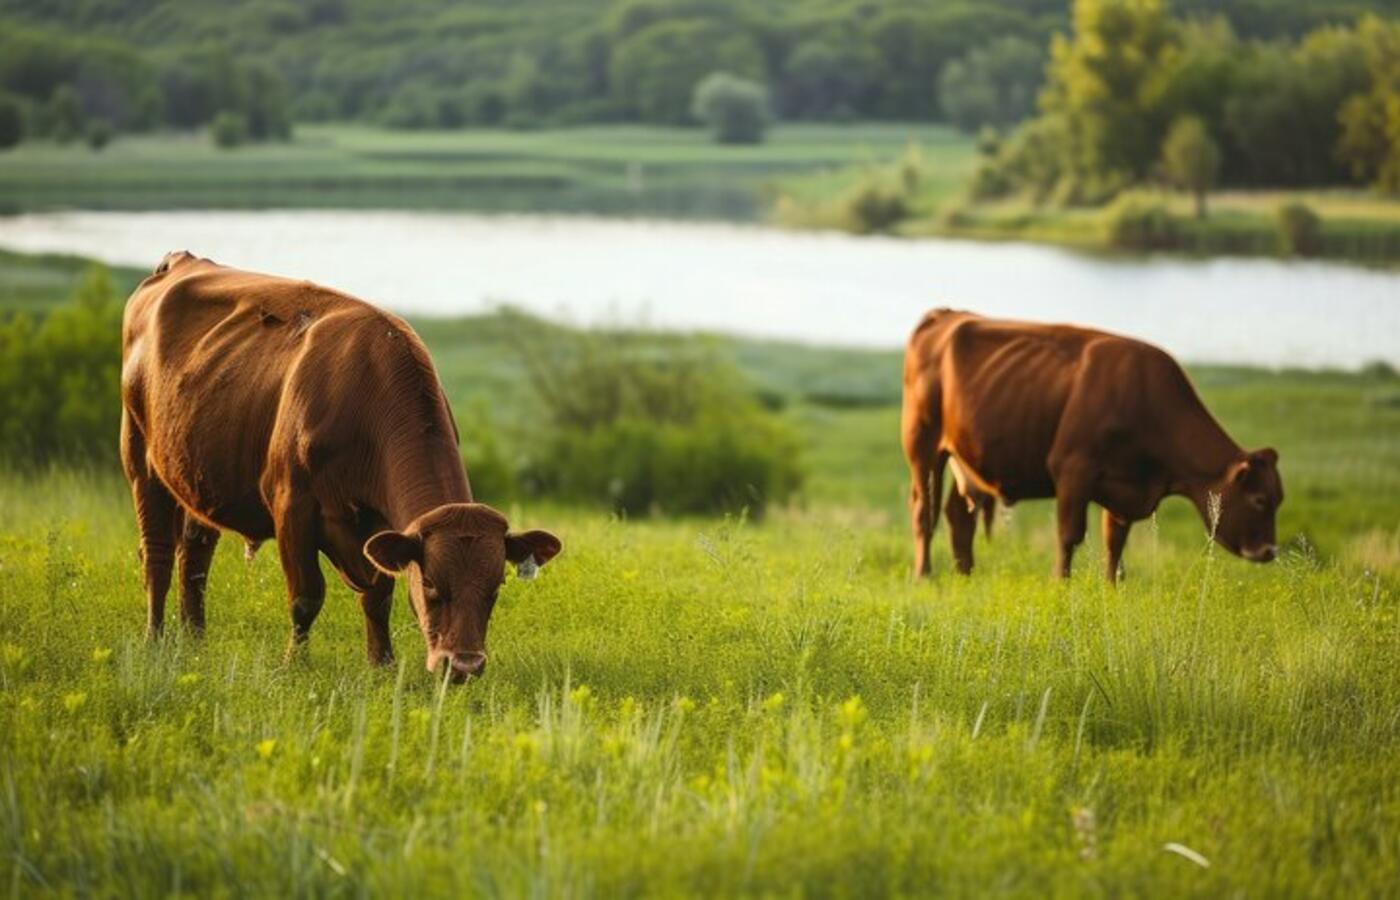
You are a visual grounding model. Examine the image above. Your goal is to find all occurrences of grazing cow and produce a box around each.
[901,309,1282,580]
[121,251,560,681]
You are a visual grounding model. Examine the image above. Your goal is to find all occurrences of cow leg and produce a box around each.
[322,515,396,666]
[902,407,942,578]
[358,579,395,666]
[176,519,219,635]
[1054,490,1090,579]
[981,497,996,539]
[122,412,180,639]
[273,492,326,657]
[1102,510,1131,583]
[129,477,181,638]
[944,486,977,575]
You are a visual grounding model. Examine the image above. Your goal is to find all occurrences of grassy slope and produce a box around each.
[3,255,1400,895]
[0,123,957,220]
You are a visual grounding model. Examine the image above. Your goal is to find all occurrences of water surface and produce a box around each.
[0,210,1395,368]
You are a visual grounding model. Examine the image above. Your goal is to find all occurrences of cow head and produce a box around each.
[363,503,560,682]
[1210,448,1283,562]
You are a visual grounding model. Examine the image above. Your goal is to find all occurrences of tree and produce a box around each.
[1338,16,1400,193]
[47,83,83,142]
[1039,0,1181,202]
[610,19,765,124]
[938,36,1045,133]
[691,71,769,144]
[779,38,872,120]
[0,94,23,150]
[1161,116,1221,218]
[1224,29,1367,186]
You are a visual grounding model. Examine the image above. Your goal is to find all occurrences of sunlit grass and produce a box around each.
[3,356,1399,894]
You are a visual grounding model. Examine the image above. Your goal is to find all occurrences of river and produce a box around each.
[0,209,1395,368]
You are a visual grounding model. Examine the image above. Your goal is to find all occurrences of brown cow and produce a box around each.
[901,309,1282,580]
[121,251,561,681]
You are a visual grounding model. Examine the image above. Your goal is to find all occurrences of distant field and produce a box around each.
[0,123,968,220]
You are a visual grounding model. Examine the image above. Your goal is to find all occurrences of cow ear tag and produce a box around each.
[515,556,540,581]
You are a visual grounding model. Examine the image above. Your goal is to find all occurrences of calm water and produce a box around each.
[1,210,1396,368]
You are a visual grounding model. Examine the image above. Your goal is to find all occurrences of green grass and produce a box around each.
[0,123,961,220]
[773,150,1400,264]
[4,270,1400,893]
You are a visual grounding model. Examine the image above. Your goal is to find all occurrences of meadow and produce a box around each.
[3,270,1399,894]
[0,123,961,220]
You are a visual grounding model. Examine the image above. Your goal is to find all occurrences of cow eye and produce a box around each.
[422,579,440,603]
[1249,495,1267,510]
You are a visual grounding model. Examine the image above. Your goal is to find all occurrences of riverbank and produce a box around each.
[6,122,1397,264]
[772,155,1400,266]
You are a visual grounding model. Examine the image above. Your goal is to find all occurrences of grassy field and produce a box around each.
[0,123,959,221]
[3,251,1400,894]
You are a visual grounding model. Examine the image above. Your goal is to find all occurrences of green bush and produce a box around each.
[691,72,770,145]
[85,118,112,151]
[210,110,249,148]
[512,321,802,518]
[456,401,520,506]
[0,266,122,465]
[1100,191,1181,251]
[838,175,909,234]
[0,94,23,150]
[1276,201,1323,257]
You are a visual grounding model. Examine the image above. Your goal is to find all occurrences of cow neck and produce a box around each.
[376,428,472,532]
[1164,397,1244,515]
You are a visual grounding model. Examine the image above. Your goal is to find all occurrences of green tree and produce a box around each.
[691,71,769,144]
[1224,28,1367,186]
[1039,0,1181,203]
[938,36,1045,133]
[503,52,548,127]
[0,93,23,149]
[1338,16,1400,193]
[47,83,83,142]
[779,38,872,120]
[609,19,765,124]
[1160,115,1221,218]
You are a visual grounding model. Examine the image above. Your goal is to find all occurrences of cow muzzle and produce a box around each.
[1242,543,1278,563]
[427,649,487,682]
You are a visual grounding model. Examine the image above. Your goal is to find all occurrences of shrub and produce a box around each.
[838,175,909,234]
[86,119,112,152]
[210,110,249,148]
[691,72,770,145]
[457,401,520,506]
[0,94,23,150]
[1276,201,1323,257]
[0,267,123,465]
[1100,191,1180,251]
[511,319,802,518]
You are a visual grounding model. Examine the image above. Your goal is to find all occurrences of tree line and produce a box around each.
[972,2,1400,201]
[0,0,1395,182]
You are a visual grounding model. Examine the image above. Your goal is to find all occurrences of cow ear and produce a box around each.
[364,531,422,575]
[1251,447,1278,467]
[506,530,562,569]
[1229,458,1252,485]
